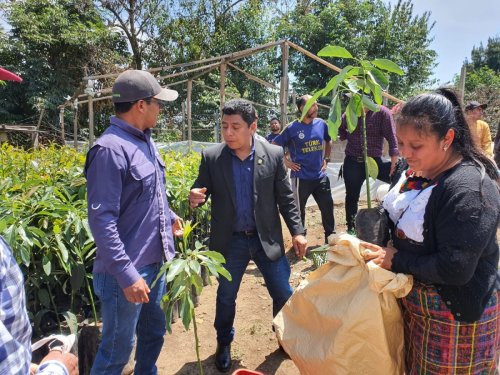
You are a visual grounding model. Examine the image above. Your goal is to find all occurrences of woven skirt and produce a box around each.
[401,282,500,375]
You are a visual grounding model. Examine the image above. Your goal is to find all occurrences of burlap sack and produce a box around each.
[274,233,413,375]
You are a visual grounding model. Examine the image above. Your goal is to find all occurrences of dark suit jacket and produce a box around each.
[192,139,304,261]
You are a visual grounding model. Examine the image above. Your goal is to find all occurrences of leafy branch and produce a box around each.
[301,45,403,208]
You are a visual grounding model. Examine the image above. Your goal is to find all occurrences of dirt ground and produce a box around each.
[156,204,347,375]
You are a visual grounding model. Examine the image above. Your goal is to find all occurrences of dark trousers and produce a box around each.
[292,175,336,238]
[343,155,391,230]
[214,234,292,345]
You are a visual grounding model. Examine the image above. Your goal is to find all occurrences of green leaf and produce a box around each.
[361,95,380,112]
[367,79,383,105]
[17,225,33,247]
[216,266,232,281]
[346,96,362,133]
[180,295,194,331]
[345,67,363,78]
[346,77,360,93]
[322,65,352,97]
[42,255,51,276]
[60,311,78,335]
[367,69,389,90]
[326,94,342,140]
[317,45,353,59]
[191,272,203,295]
[166,259,187,283]
[55,234,69,263]
[371,59,404,75]
[201,250,226,264]
[163,300,174,334]
[38,289,51,308]
[189,259,201,275]
[299,90,324,122]
[70,263,85,292]
[366,157,379,179]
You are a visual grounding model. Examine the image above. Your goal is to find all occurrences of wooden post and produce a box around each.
[181,101,186,141]
[59,108,65,145]
[280,42,289,125]
[73,104,78,150]
[33,107,45,149]
[220,62,226,120]
[88,95,94,147]
[458,64,467,105]
[187,80,192,147]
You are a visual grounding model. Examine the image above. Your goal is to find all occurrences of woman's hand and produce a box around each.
[360,241,397,270]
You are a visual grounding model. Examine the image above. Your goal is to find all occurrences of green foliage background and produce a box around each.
[0,0,439,138]
[0,144,208,335]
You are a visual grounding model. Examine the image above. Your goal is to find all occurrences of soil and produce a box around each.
[156,204,347,375]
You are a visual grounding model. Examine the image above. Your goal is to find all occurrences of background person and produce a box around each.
[0,236,78,375]
[266,117,281,143]
[84,70,183,375]
[339,105,399,233]
[465,101,493,157]
[273,95,335,243]
[363,88,500,374]
[189,99,306,373]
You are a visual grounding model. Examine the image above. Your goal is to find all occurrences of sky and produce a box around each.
[385,0,500,84]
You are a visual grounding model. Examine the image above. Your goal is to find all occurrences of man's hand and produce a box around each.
[172,217,183,237]
[360,241,397,270]
[284,158,301,172]
[189,187,207,208]
[292,234,307,258]
[39,351,78,375]
[390,156,399,176]
[321,159,328,172]
[123,278,150,304]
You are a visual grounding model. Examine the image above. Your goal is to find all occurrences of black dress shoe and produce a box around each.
[215,343,232,372]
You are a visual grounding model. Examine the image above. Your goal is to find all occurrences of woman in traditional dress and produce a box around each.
[363,88,500,374]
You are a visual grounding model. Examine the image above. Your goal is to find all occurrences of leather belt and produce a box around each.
[346,155,366,163]
[233,230,257,237]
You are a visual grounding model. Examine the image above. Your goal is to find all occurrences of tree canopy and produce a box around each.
[0,0,439,136]
[277,0,437,100]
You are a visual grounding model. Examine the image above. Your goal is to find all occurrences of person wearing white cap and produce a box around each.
[84,70,183,374]
[464,101,493,157]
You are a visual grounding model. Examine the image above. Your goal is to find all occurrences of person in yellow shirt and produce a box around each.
[465,101,493,157]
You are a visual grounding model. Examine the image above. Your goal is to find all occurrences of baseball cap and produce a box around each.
[112,70,178,103]
[465,101,487,111]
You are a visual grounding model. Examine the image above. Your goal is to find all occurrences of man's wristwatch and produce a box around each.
[323,157,330,163]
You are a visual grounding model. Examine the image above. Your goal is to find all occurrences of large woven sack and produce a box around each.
[274,234,412,375]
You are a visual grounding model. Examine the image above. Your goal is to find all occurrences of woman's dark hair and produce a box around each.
[270,117,280,123]
[222,99,257,127]
[395,88,498,181]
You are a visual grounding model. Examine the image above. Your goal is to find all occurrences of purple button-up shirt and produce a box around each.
[339,106,399,158]
[84,116,177,289]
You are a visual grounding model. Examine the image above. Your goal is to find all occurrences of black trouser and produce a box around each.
[343,155,391,230]
[291,175,336,238]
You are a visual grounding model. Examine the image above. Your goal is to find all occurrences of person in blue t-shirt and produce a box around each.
[266,117,281,143]
[273,95,335,243]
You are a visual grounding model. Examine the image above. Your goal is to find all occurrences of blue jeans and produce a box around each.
[91,263,167,375]
[214,234,293,345]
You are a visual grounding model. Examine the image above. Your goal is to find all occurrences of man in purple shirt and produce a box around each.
[339,106,399,232]
[84,70,182,375]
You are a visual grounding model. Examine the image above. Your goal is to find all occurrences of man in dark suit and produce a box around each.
[189,99,307,372]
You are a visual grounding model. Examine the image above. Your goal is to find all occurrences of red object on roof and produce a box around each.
[0,67,22,82]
